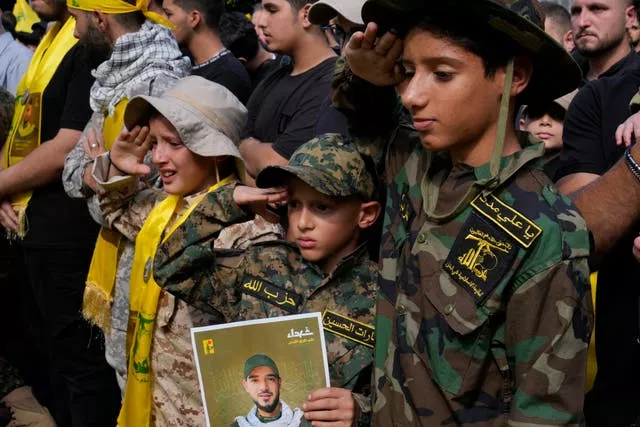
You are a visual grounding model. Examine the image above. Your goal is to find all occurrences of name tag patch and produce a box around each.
[443,213,517,304]
[322,310,375,348]
[241,278,302,313]
[471,193,542,248]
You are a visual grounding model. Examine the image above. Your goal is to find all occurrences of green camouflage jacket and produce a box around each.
[333,58,593,426]
[153,184,378,419]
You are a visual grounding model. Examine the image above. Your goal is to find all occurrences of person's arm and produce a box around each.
[6,50,32,95]
[506,258,592,425]
[153,184,286,312]
[555,82,605,193]
[571,142,640,262]
[333,23,406,168]
[62,114,103,199]
[238,137,287,179]
[0,127,83,198]
[0,43,94,198]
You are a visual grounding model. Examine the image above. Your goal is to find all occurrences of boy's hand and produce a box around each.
[233,185,288,223]
[344,22,404,87]
[109,126,152,176]
[302,387,359,427]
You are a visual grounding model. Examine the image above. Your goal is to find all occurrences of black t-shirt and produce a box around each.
[23,43,98,248]
[242,57,338,159]
[315,96,349,137]
[250,58,279,89]
[558,63,640,424]
[576,50,640,86]
[191,51,252,105]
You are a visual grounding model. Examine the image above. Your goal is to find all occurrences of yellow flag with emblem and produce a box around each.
[13,0,40,33]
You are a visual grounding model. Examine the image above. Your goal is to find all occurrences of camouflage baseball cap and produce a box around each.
[361,0,581,104]
[243,354,280,379]
[256,134,376,200]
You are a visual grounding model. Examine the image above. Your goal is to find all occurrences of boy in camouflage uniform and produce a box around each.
[332,0,593,425]
[154,134,381,425]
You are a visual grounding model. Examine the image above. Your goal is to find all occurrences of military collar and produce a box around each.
[472,133,545,184]
[278,240,370,278]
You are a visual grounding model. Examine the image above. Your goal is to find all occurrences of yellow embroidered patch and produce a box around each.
[471,193,542,248]
[322,310,375,348]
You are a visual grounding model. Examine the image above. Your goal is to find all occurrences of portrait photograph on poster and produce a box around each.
[191,313,330,427]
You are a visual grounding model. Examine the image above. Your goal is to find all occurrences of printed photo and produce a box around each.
[191,313,330,427]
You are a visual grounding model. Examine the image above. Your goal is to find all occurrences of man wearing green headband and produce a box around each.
[333,0,593,424]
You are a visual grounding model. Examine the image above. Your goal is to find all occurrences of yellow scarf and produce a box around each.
[82,99,130,332]
[2,17,78,239]
[66,0,173,29]
[118,176,234,427]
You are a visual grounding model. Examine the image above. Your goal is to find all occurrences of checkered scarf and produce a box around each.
[90,20,191,115]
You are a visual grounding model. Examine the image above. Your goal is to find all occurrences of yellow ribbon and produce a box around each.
[66,0,174,29]
[585,272,598,392]
[82,99,129,332]
[118,176,234,427]
[2,17,78,239]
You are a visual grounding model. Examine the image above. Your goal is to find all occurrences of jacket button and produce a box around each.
[397,304,407,314]
[444,304,454,315]
[417,233,426,244]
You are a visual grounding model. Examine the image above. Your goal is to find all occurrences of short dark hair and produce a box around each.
[172,0,225,29]
[112,0,145,29]
[219,12,260,61]
[407,7,516,79]
[285,0,318,11]
[540,2,571,34]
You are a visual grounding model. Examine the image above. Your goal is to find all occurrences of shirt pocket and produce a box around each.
[416,213,521,398]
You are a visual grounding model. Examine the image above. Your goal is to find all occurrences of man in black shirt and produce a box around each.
[218,11,282,89]
[239,0,337,182]
[0,0,121,426]
[163,0,252,104]
[557,64,640,426]
[571,0,640,82]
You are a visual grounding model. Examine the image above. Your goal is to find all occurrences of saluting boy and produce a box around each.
[153,134,382,426]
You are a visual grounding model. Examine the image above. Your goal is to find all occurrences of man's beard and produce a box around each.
[81,23,113,68]
[576,33,625,59]
[255,391,280,414]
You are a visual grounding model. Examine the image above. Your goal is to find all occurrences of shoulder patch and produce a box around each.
[322,310,375,348]
[471,193,542,248]
[443,212,518,305]
[241,277,302,313]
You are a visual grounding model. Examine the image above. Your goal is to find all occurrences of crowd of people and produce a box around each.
[2,0,640,425]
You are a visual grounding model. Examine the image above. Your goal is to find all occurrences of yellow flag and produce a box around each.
[13,0,41,33]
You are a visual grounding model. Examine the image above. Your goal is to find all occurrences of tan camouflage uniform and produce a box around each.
[93,158,282,426]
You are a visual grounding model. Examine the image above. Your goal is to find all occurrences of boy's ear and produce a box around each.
[518,116,527,132]
[358,201,381,229]
[300,3,313,29]
[510,56,533,97]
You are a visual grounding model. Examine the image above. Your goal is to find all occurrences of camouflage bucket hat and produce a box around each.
[361,0,581,104]
[243,354,280,379]
[256,134,376,199]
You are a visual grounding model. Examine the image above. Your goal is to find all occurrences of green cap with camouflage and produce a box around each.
[243,354,280,379]
[361,0,581,104]
[256,133,376,200]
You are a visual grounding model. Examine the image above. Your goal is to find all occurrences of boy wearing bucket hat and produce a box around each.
[153,134,382,426]
[90,76,282,426]
[331,0,593,424]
